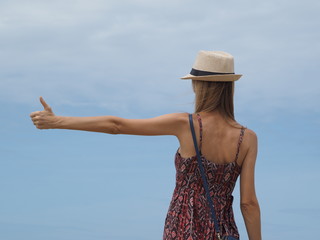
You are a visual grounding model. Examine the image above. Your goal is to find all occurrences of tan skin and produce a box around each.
[30,96,261,240]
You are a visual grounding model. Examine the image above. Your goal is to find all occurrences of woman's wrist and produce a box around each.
[52,116,65,129]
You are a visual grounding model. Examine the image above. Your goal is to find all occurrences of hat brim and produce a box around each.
[180,74,242,82]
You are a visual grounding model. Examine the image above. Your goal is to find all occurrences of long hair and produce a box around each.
[192,80,242,129]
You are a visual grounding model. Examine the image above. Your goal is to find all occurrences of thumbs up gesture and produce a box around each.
[30,97,58,129]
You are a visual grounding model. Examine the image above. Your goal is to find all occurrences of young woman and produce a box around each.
[30,51,262,240]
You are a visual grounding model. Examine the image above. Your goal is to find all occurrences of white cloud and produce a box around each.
[0,0,319,117]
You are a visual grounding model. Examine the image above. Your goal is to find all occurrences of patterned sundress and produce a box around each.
[163,113,246,240]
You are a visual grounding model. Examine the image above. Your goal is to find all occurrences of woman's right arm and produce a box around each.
[239,130,262,240]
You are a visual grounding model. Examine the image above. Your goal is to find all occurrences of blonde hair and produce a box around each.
[192,80,242,129]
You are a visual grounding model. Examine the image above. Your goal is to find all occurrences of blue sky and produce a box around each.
[0,0,319,239]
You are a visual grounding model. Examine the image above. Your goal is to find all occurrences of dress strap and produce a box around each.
[196,113,203,152]
[235,126,246,164]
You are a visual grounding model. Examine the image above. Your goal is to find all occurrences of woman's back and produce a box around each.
[178,111,250,167]
[163,111,253,240]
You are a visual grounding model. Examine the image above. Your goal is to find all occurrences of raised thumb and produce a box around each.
[40,96,53,112]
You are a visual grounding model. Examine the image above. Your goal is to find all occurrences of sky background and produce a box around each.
[0,0,319,239]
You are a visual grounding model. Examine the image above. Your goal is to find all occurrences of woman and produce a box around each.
[30,51,262,240]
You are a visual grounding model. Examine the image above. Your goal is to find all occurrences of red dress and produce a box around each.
[163,114,246,240]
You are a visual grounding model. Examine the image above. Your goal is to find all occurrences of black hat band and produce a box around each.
[190,68,234,76]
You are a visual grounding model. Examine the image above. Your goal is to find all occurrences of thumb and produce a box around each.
[40,96,53,113]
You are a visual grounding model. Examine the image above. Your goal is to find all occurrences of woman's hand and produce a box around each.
[30,96,59,129]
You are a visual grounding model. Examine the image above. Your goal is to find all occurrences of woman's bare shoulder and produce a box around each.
[154,112,189,121]
[232,120,257,141]
[164,112,190,123]
[232,123,257,151]
[243,128,258,143]
[169,112,190,118]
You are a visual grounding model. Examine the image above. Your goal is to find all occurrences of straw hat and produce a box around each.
[180,50,242,82]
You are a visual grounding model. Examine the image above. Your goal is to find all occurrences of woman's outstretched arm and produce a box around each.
[239,130,262,240]
[30,97,188,136]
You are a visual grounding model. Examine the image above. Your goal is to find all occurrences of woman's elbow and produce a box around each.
[240,199,261,226]
[240,199,260,212]
[104,116,121,135]
[110,123,120,134]
[111,120,121,134]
